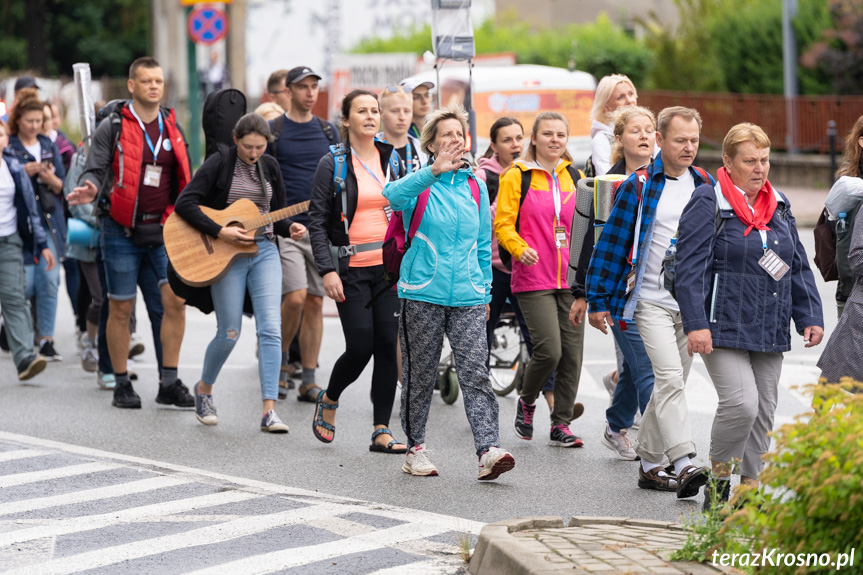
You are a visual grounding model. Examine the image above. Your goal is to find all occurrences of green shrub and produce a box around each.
[674,382,862,574]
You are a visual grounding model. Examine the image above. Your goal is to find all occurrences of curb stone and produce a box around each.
[469,516,724,575]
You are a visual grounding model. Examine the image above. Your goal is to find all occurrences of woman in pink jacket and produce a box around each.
[495,111,585,447]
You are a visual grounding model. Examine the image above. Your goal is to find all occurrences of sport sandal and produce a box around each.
[312,389,338,443]
[369,428,407,454]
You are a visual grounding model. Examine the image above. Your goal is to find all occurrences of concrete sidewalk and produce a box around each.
[469,516,724,575]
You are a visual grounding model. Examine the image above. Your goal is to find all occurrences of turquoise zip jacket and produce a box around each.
[383,165,492,307]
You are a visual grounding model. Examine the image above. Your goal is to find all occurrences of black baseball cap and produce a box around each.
[286,66,321,85]
[14,76,40,92]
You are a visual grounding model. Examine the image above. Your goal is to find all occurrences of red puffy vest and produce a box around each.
[110,105,191,227]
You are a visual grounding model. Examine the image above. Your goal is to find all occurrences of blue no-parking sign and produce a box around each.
[187,6,229,45]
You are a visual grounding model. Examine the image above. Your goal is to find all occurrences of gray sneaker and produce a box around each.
[601,425,638,460]
[81,346,98,373]
[194,383,218,425]
[260,409,289,433]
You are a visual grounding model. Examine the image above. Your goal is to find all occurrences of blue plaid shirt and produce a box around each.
[585,156,714,321]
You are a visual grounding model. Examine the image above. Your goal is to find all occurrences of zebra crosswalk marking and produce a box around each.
[0,462,121,489]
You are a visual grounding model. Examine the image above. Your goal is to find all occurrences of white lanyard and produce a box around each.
[128,102,163,165]
[550,172,562,224]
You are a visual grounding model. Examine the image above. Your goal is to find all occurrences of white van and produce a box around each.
[401,64,597,165]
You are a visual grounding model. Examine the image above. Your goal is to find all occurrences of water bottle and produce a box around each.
[662,237,678,293]
[838,212,847,233]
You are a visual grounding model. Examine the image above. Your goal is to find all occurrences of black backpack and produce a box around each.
[499,164,582,269]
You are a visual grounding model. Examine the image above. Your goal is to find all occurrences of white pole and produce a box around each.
[782,0,798,154]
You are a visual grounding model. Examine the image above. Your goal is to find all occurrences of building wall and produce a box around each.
[495,0,680,31]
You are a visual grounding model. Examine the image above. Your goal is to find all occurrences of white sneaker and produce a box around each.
[128,333,145,359]
[402,444,438,476]
[601,425,638,460]
[97,371,116,390]
[478,446,515,481]
[81,346,99,372]
[602,370,617,401]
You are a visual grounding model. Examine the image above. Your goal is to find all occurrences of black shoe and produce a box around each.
[702,478,731,513]
[39,339,62,361]
[113,381,142,409]
[17,354,47,381]
[156,379,195,408]
[513,397,536,440]
[0,322,9,352]
[677,464,710,499]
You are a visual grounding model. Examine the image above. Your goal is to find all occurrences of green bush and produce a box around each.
[676,382,863,574]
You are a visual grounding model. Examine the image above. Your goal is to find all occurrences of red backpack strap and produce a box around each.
[468,176,481,209]
[692,166,710,184]
[634,167,649,202]
[406,188,431,240]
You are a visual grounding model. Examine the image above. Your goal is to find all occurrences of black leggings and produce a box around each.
[326,264,399,426]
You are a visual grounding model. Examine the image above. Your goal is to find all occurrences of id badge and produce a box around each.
[625,267,636,295]
[144,164,162,188]
[554,225,567,249]
[758,249,790,281]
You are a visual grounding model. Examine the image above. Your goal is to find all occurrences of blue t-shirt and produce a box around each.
[268,115,339,226]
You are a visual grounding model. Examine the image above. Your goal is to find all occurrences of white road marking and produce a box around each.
[369,558,466,574]
[0,449,51,463]
[0,462,120,489]
[0,475,191,517]
[182,521,460,575]
[2,503,348,575]
[0,490,262,548]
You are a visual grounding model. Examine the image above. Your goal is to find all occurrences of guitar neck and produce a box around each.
[244,201,310,231]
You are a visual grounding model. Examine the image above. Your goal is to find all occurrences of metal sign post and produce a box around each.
[431,0,477,155]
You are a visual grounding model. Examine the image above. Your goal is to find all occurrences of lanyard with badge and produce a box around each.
[550,172,567,249]
[129,102,165,188]
[756,228,789,280]
[352,148,393,220]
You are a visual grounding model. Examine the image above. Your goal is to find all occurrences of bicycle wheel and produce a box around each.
[441,365,460,404]
[489,320,524,397]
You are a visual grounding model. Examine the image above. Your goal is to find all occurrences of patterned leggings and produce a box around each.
[400,299,501,458]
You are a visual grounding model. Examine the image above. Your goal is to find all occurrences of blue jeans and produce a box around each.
[606,321,654,433]
[25,234,60,338]
[202,239,281,401]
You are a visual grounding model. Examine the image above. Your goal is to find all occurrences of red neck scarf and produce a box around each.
[717,167,777,236]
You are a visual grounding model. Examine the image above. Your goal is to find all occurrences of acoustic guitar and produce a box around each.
[164,198,309,287]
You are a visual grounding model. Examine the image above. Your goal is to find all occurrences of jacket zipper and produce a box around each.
[709,273,719,323]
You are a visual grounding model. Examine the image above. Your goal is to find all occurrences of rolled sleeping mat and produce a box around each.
[567,177,595,286]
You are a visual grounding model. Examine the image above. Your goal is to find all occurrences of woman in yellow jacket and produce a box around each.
[495,111,586,447]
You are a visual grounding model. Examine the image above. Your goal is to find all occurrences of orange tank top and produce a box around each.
[349,149,389,267]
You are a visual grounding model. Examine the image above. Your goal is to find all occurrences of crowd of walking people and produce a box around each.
[2,60,860,506]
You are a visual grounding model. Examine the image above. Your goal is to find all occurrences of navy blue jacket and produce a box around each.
[676,183,823,353]
[2,148,49,257]
[8,134,66,262]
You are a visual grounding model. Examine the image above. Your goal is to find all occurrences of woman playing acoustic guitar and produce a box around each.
[174,113,305,433]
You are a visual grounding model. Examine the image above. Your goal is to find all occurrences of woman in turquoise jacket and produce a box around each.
[383,104,515,482]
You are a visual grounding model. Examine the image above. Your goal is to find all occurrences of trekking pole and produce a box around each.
[827,120,837,185]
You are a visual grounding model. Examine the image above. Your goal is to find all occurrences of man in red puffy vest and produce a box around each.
[70,57,193,410]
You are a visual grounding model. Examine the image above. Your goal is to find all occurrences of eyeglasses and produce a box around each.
[412,93,432,101]
[383,86,407,96]
[269,89,288,96]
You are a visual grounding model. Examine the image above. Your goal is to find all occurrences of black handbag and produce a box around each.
[36,184,57,213]
[130,222,164,246]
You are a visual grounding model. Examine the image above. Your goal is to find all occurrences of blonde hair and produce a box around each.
[609,106,656,166]
[656,106,702,138]
[379,86,412,108]
[526,112,572,163]
[419,104,469,156]
[722,122,771,159]
[253,102,285,121]
[591,74,637,124]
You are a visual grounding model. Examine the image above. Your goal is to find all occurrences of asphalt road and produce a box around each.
[0,228,838,572]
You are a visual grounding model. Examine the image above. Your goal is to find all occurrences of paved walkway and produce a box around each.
[470,517,723,575]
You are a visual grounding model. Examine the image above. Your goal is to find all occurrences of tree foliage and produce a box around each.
[802,0,863,95]
[0,0,149,77]
[352,11,653,87]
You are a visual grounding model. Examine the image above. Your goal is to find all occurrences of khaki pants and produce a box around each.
[632,300,696,463]
[517,289,584,426]
[702,347,782,479]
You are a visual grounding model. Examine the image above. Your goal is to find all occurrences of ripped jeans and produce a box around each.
[201,239,281,400]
